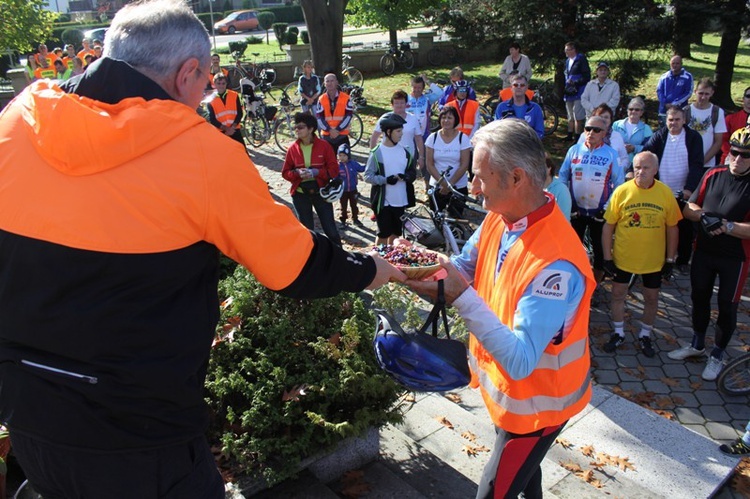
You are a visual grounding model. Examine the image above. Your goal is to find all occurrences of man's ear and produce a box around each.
[172,57,200,105]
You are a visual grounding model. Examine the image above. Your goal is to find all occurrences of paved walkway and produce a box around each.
[247,137,750,496]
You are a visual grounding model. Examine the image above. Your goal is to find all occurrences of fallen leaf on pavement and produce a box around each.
[436,416,454,429]
[661,377,680,387]
[461,431,477,442]
[580,444,595,457]
[555,438,573,449]
[445,393,462,404]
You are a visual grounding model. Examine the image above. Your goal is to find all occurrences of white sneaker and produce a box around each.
[667,345,706,360]
[702,356,725,381]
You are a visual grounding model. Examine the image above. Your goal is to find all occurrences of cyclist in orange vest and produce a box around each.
[205,73,245,147]
[315,73,354,153]
[407,119,595,499]
[33,56,56,80]
[444,80,481,140]
[77,38,95,66]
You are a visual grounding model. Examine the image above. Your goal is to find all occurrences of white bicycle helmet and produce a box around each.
[320,177,344,203]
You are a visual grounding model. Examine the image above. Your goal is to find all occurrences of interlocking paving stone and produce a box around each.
[700,405,733,423]
[706,422,743,442]
[695,389,727,405]
[676,406,708,425]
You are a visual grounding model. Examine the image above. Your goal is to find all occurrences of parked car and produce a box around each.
[83,28,108,43]
[213,10,260,34]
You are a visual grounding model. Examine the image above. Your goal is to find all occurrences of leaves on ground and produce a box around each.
[555,437,573,449]
[690,381,703,390]
[580,444,595,457]
[340,470,371,498]
[461,431,477,442]
[445,392,463,404]
[661,377,680,387]
[462,444,490,456]
[435,416,454,429]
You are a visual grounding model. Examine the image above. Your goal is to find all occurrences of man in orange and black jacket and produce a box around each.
[0,2,404,497]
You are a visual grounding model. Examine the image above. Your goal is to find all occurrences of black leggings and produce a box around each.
[690,250,749,350]
[572,217,604,270]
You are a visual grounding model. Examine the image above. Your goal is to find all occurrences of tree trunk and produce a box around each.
[300,0,347,79]
[389,28,398,49]
[712,0,745,111]
[672,0,693,58]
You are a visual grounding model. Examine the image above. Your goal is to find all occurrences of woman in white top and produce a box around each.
[498,42,533,89]
[425,106,472,216]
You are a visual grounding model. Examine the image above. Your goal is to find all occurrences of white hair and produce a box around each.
[471,120,546,189]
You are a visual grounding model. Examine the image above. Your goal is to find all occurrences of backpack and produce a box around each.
[429,131,463,148]
[683,104,720,129]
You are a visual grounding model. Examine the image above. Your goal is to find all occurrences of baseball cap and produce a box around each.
[597,61,609,69]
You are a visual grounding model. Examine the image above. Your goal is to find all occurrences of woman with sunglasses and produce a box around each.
[670,127,750,382]
[612,97,653,164]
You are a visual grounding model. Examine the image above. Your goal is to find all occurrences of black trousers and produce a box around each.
[11,432,225,499]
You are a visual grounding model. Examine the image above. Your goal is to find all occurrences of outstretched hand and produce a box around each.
[404,253,470,305]
[366,253,407,290]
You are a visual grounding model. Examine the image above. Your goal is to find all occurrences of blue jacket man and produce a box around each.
[494,76,545,140]
[656,55,693,115]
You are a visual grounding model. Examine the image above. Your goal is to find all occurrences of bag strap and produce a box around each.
[417,280,451,339]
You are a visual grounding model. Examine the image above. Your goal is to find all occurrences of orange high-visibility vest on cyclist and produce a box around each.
[318,91,351,136]
[470,209,594,434]
[210,90,241,129]
[445,99,479,137]
[34,67,56,80]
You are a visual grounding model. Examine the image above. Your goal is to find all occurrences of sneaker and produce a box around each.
[639,337,655,358]
[702,356,725,381]
[719,438,750,456]
[603,334,625,353]
[667,345,706,360]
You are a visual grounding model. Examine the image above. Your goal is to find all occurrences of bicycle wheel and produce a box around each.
[242,115,269,147]
[255,63,276,84]
[284,81,300,100]
[542,104,560,136]
[343,68,364,88]
[478,105,494,127]
[426,48,442,66]
[380,54,395,76]
[273,116,296,153]
[402,51,415,70]
[484,95,500,116]
[348,112,364,148]
[718,354,750,396]
[226,66,243,92]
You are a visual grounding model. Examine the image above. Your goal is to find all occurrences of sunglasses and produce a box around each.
[730,149,750,159]
[512,83,527,87]
[628,108,643,112]
[584,126,604,133]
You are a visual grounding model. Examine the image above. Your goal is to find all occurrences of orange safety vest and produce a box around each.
[210,90,241,128]
[78,49,95,66]
[470,206,595,434]
[34,67,56,80]
[318,91,350,136]
[499,87,535,101]
[446,99,479,137]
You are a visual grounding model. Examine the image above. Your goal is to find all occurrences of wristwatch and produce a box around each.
[726,221,735,234]
[665,258,675,263]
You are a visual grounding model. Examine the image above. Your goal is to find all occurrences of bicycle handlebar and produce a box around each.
[435,173,485,209]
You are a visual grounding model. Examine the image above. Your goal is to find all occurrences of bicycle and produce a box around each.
[379,41,414,76]
[272,87,300,152]
[401,174,486,255]
[341,54,364,88]
[226,51,276,92]
[718,352,750,397]
[238,78,276,148]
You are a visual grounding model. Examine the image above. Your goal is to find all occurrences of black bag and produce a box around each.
[564,83,578,96]
[299,180,319,196]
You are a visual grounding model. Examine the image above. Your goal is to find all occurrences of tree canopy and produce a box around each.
[0,0,57,53]
[346,0,444,47]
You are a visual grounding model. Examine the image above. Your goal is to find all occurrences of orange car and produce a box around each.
[214,10,260,34]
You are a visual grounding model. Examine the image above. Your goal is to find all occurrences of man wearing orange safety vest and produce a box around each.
[33,56,56,80]
[444,80,481,140]
[408,119,595,499]
[315,72,354,153]
[205,73,245,148]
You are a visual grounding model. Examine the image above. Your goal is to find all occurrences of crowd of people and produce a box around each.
[4,3,750,496]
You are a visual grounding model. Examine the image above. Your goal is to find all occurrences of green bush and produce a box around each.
[246,36,263,45]
[257,5,303,23]
[228,40,249,57]
[286,31,298,45]
[61,28,84,47]
[272,22,288,46]
[205,267,403,483]
[288,26,299,36]
[300,30,309,44]
[196,13,215,32]
[56,14,72,23]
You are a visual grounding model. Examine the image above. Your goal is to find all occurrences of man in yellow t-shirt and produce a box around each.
[601,151,682,357]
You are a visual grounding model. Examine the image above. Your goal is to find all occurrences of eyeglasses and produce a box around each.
[512,83,527,87]
[628,108,643,112]
[584,126,604,133]
[729,149,750,159]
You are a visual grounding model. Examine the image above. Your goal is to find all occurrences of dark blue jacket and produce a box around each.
[564,53,591,101]
[494,97,545,139]
[338,159,365,192]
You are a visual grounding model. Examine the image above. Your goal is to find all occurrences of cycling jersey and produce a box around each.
[558,142,623,215]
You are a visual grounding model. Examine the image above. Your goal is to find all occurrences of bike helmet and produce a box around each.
[453,80,470,92]
[379,112,406,132]
[373,282,470,392]
[729,127,750,149]
[320,177,344,203]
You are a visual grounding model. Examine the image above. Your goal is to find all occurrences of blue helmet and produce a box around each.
[373,311,470,392]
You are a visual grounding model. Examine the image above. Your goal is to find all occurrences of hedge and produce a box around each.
[258,5,303,24]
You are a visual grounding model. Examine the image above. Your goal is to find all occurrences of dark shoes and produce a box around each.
[639,337,655,358]
[603,334,625,353]
[719,438,750,456]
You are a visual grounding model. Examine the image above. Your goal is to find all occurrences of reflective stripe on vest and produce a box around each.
[469,353,591,415]
[447,99,478,136]
[211,91,240,128]
[470,206,595,434]
[319,92,350,136]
